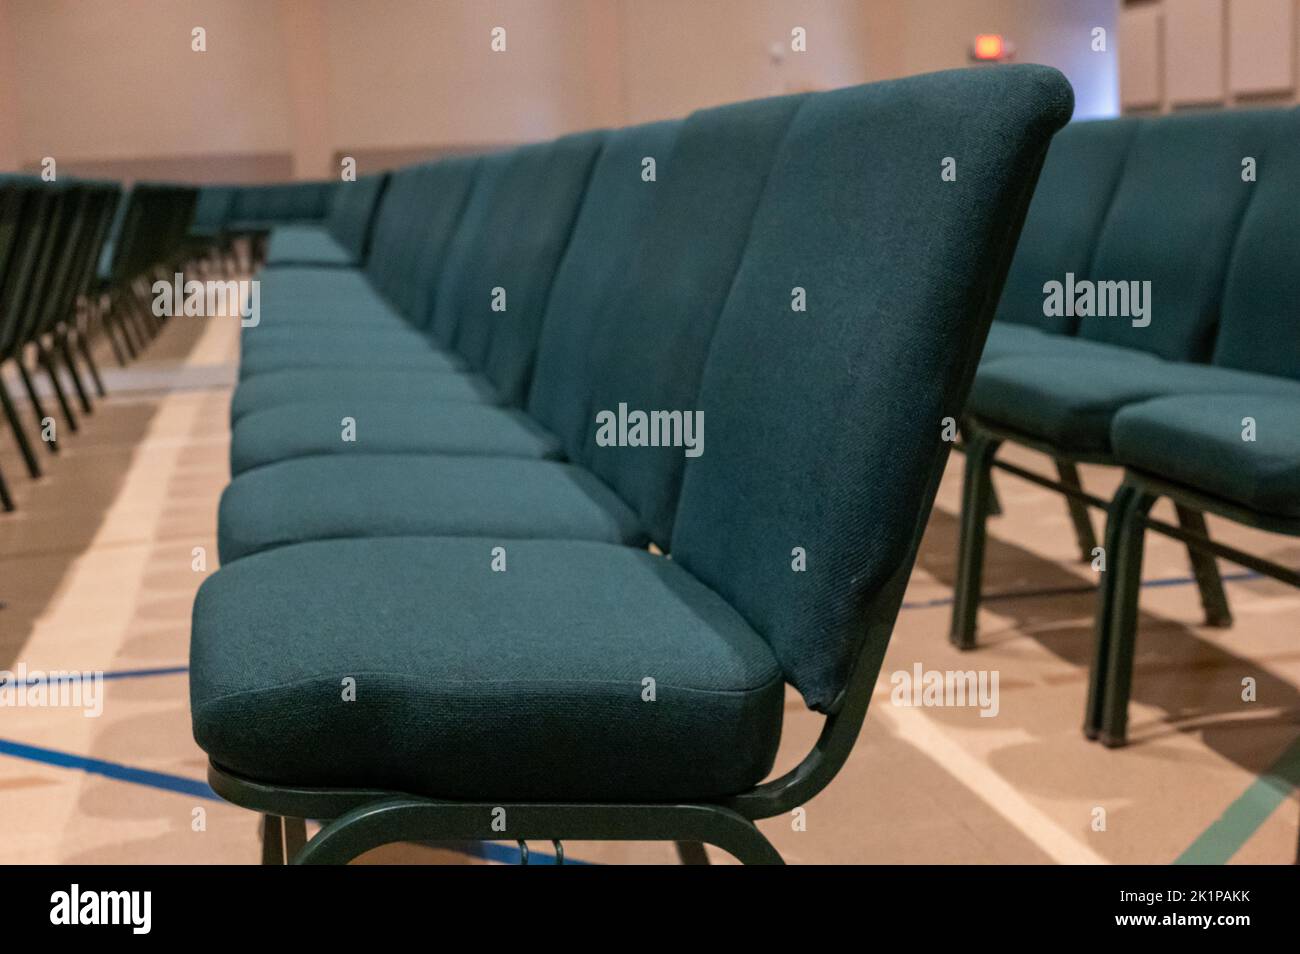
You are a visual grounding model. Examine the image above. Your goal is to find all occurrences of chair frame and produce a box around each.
[1089,470,1300,747]
[948,416,1235,652]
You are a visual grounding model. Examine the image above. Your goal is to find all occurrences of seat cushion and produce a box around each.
[237,338,465,379]
[239,323,431,356]
[265,225,356,267]
[253,301,409,330]
[191,537,785,801]
[1112,393,1300,518]
[217,455,645,562]
[978,325,1162,365]
[231,400,562,475]
[229,368,500,422]
[969,356,1300,455]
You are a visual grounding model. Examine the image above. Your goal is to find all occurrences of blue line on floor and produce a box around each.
[4,665,190,688]
[0,736,221,801]
[100,665,189,682]
[0,736,597,864]
[900,570,1260,611]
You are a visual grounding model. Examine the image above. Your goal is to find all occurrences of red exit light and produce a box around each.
[972,34,1009,61]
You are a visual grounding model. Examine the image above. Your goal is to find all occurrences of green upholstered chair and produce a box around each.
[191,64,1072,864]
[1085,112,1300,746]
[949,108,1296,653]
[263,174,389,268]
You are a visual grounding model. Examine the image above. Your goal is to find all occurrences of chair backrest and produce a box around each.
[524,118,682,457]
[191,185,236,233]
[326,173,389,264]
[669,65,1073,711]
[995,116,1139,334]
[437,132,605,406]
[576,93,807,548]
[1077,109,1281,361]
[1211,107,1300,382]
[0,183,54,358]
[361,164,439,306]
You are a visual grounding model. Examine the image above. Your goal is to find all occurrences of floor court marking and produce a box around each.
[873,687,1110,864]
[1175,732,1300,865]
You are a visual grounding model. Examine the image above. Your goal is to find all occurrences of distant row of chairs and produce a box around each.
[0,176,197,510]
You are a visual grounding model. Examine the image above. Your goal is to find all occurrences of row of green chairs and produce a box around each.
[950,107,1300,746]
[0,177,194,509]
[186,177,390,273]
[189,65,1074,864]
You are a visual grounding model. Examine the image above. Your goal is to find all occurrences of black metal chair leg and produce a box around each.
[949,430,1003,650]
[15,360,58,453]
[95,295,129,368]
[0,459,14,512]
[1174,504,1233,628]
[76,330,107,398]
[35,344,78,433]
[58,335,94,415]
[284,817,308,859]
[1055,460,1098,561]
[261,814,285,865]
[675,841,711,864]
[109,303,139,361]
[0,377,42,478]
[1099,487,1158,748]
[1085,483,1135,740]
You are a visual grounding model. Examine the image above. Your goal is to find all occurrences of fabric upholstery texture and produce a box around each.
[969,356,1300,454]
[578,93,807,549]
[191,538,785,801]
[229,399,561,476]
[1112,394,1300,518]
[994,116,1140,335]
[229,367,499,423]
[1209,110,1300,382]
[217,455,645,562]
[668,67,1073,711]
[1076,110,1283,361]
[264,225,354,267]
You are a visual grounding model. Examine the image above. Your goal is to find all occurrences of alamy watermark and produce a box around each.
[0,664,104,717]
[594,403,703,457]
[890,663,999,718]
[152,273,260,327]
[1043,272,1150,327]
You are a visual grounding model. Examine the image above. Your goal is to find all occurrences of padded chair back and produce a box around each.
[577,93,807,547]
[325,173,389,264]
[995,116,1139,334]
[438,132,605,406]
[1077,110,1281,362]
[228,184,274,224]
[361,164,436,306]
[525,119,682,456]
[669,65,1073,711]
[373,165,441,318]
[192,186,236,233]
[1211,108,1300,382]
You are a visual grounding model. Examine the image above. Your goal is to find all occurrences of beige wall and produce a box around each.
[0,0,21,170]
[7,0,294,174]
[1120,0,1300,113]
[1,0,1124,180]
